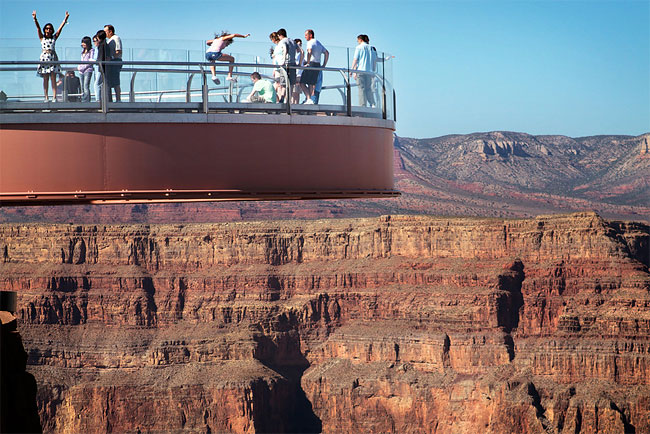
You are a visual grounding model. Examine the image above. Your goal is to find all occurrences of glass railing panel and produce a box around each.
[0,64,93,103]
[129,48,192,103]
[0,68,41,102]
[344,45,394,118]
[292,66,346,107]
[374,51,395,121]
[316,46,348,106]
[0,42,51,100]
[1,38,395,119]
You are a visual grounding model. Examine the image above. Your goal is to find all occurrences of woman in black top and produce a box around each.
[94,30,109,102]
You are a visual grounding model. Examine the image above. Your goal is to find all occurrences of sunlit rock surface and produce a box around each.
[1,211,648,433]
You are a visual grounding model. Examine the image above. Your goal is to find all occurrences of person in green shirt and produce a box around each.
[246,72,277,103]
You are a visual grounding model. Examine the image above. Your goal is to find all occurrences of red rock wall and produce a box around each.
[1,212,648,433]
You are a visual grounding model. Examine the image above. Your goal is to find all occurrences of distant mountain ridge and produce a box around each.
[1,131,648,223]
[396,131,649,204]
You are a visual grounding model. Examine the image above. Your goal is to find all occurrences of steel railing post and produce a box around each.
[100,64,108,113]
[129,71,137,103]
[282,67,291,115]
[382,53,387,120]
[347,48,352,116]
[186,73,194,103]
[228,75,233,104]
[201,67,208,114]
[62,72,68,103]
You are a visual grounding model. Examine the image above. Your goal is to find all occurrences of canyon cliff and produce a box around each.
[1,211,649,433]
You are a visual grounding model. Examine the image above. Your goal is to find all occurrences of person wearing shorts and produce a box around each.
[301,29,328,104]
[269,32,286,102]
[205,31,250,84]
[276,29,297,87]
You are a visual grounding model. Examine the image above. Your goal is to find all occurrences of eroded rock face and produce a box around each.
[1,212,648,433]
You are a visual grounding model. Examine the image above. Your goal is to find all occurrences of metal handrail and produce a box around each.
[0,60,382,81]
[9,82,350,102]
[0,60,392,119]
[186,73,195,103]
[0,59,373,72]
[339,69,352,117]
[129,71,138,102]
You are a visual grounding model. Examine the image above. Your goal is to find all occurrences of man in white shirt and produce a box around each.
[351,34,376,107]
[301,29,328,104]
[276,28,297,102]
[104,24,122,102]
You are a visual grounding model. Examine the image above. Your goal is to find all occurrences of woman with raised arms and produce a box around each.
[32,10,69,102]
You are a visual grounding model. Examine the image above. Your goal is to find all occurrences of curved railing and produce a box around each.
[0,59,396,121]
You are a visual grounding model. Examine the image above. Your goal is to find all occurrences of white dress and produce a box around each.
[37,37,59,76]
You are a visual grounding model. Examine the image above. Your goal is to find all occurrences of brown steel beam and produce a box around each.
[1,120,396,205]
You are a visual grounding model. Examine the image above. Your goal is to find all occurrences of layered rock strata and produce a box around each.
[1,212,648,433]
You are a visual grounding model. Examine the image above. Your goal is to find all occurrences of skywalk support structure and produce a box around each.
[0,60,397,205]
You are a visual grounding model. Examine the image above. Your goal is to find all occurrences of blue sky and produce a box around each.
[1,0,648,138]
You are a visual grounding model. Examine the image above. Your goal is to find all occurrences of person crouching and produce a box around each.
[245,72,277,103]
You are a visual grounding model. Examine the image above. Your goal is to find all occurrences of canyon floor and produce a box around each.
[1,211,649,433]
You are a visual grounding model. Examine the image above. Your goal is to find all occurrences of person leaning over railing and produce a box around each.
[32,10,69,102]
[78,36,95,102]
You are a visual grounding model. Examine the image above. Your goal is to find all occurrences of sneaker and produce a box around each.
[304,99,314,105]
[226,76,237,82]
[211,76,221,85]
[44,98,49,103]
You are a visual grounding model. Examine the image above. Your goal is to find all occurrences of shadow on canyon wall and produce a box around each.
[254,333,323,433]
[1,310,42,433]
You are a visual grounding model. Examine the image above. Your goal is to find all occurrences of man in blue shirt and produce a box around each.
[351,34,377,107]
